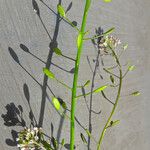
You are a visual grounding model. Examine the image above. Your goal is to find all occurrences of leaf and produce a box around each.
[110,75,115,84]
[103,0,112,2]
[84,80,90,87]
[131,91,140,96]
[77,32,82,48]
[52,97,60,110]
[61,138,65,146]
[94,85,107,93]
[57,4,66,17]
[43,68,55,79]
[128,65,135,71]
[80,133,87,144]
[53,47,62,55]
[123,43,128,50]
[103,27,115,36]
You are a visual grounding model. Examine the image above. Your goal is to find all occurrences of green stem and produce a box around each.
[70,0,91,150]
[97,48,123,150]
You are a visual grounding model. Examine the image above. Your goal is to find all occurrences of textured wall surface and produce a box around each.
[0,0,150,150]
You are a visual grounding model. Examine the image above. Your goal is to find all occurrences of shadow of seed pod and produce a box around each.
[51,123,54,136]
[64,143,76,150]
[49,41,58,50]
[72,21,77,27]
[18,105,23,113]
[66,2,73,13]
[70,68,75,74]
[8,47,20,64]
[20,44,30,53]
[23,83,30,103]
[32,0,40,16]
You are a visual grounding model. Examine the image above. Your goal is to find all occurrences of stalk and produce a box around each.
[70,0,91,149]
[97,47,123,150]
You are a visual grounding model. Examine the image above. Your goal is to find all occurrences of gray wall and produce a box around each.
[0,0,150,149]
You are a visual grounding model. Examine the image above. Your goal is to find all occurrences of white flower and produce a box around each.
[16,127,42,150]
[34,135,39,141]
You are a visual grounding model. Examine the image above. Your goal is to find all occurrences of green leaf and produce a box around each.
[53,47,62,55]
[103,0,112,2]
[123,43,128,50]
[94,85,107,93]
[103,27,115,36]
[52,97,60,110]
[57,4,66,17]
[110,75,115,84]
[43,68,55,79]
[84,80,90,87]
[131,91,140,96]
[128,65,135,71]
[61,138,65,146]
[77,32,82,48]
[80,133,87,144]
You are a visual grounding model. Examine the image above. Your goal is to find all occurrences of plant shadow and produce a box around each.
[3,0,78,149]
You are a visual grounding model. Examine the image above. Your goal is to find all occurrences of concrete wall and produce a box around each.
[0,0,150,149]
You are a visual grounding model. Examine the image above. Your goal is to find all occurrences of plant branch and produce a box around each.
[55,78,72,90]
[103,68,120,79]
[97,47,123,150]
[83,27,115,40]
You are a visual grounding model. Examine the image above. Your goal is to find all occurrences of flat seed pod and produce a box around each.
[123,43,128,50]
[84,80,90,87]
[61,138,65,146]
[103,0,112,2]
[94,85,107,93]
[43,68,55,79]
[57,4,66,17]
[128,65,135,71]
[110,75,115,84]
[53,47,62,55]
[80,133,87,144]
[110,120,120,127]
[52,97,60,111]
[131,91,140,96]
